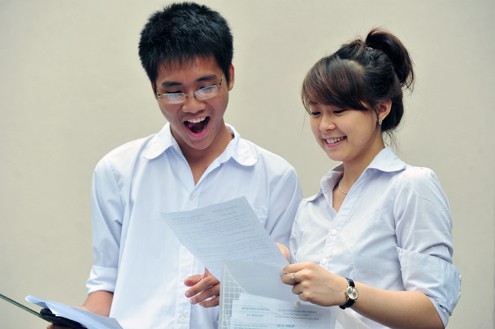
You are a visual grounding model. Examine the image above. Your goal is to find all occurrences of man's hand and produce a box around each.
[184,268,220,308]
[47,325,67,329]
[46,291,113,328]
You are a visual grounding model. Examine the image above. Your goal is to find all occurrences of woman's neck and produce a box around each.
[340,143,385,189]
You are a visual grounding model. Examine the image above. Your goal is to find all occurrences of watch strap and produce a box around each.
[339,278,357,310]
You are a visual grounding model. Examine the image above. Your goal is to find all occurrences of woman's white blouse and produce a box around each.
[290,147,461,328]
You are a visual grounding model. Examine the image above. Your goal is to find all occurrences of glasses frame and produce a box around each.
[156,77,223,105]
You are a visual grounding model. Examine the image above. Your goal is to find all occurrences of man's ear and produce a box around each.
[227,64,235,91]
[151,82,158,98]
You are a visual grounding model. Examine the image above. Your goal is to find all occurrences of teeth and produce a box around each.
[325,137,345,144]
[187,117,206,124]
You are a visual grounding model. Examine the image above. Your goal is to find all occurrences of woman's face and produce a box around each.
[308,103,385,166]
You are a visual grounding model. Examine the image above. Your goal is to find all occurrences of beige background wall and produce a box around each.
[1,0,493,328]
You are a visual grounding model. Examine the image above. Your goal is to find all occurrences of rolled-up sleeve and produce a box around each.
[86,158,124,293]
[87,265,118,293]
[393,168,461,326]
[397,247,461,326]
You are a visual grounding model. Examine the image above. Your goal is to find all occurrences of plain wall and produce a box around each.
[1,0,493,328]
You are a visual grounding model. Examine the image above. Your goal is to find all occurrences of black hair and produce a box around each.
[301,28,414,132]
[138,2,234,87]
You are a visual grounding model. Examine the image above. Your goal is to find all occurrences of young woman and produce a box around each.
[281,29,461,329]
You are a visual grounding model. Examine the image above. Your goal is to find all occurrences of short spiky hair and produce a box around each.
[138,2,234,85]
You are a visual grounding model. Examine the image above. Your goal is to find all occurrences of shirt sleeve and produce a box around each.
[86,157,124,294]
[394,167,461,326]
[397,247,461,326]
[264,165,302,247]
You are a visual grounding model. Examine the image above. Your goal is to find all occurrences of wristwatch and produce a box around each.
[339,278,359,309]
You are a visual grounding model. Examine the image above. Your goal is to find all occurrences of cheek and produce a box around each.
[348,124,375,145]
[310,121,321,139]
[158,104,178,120]
[309,116,320,131]
[208,97,228,118]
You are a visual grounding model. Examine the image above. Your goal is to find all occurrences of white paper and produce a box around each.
[161,197,288,278]
[161,197,371,329]
[230,293,334,328]
[219,261,371,329]
[222,260,295,301]
[26,295,123,329]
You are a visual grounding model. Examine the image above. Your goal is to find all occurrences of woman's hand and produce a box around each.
[276,243,290,261]
[281,261,348,307]
[283,262,444,329]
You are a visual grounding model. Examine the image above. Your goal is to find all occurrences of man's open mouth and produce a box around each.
[185,116,210,134]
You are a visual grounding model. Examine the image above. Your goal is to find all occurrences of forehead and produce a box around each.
[156,56,221,83]
[309,102,341,111]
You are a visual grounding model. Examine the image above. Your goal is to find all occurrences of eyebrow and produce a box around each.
[160,74,218,89]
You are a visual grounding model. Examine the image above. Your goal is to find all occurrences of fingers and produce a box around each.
[290,272,298,285]
[281,270,300,286]
[283,261,312,273]
[185,272,220,307]
[282,264,348,307]
[196,286,221,308]
[184,274,203,287]
[188,283,220,306]
[48,324,66,329]
[282,261,320,286]
[276,243,290,261]
[185,273,219,296]
[199,295,219,308]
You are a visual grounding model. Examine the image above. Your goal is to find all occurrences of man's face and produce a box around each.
[154,57,234,157]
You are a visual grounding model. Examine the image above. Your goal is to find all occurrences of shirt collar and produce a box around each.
[219,125,258,166]
[309,147,406,202]
[367,146,406,173]
[142,123,176,160]
[142,123,258,167]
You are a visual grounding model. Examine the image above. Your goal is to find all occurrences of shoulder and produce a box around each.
[238,138,298,174]
[95,135,155,174]
[300,192,321,206]
[393,165,442,191]
[106,136,153,157]
[391,164,450,210]
[227,124,295,171]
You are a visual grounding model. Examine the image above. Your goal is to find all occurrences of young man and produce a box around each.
[51,2,301,329]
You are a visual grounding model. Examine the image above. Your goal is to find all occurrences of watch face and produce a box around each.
[347,286,359,300]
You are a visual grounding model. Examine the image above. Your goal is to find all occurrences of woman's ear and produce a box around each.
[378,99,392,123]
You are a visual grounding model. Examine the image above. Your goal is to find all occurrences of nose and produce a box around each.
[319,113,336,132]
[181,93,206,113]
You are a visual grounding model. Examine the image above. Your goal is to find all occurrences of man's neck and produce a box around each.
[180,125,233,184]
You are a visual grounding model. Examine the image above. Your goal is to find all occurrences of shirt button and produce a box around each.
[321,258,328,265]
[330,229,338,236]
[178,315,187,323]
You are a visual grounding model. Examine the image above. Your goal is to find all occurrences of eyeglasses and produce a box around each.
[156,77,223,104]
